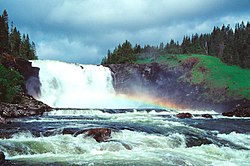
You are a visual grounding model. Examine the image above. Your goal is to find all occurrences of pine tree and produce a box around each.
[0,10,9,54]
[181,36,191,54]
[9,27,21,56]
[2,9,9,53]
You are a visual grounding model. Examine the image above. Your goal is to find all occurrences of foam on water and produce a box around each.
[1,130,249,166]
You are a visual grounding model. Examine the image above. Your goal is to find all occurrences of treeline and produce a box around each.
[101,22,250,68]
[0,9,36,103]
[0,9,37,59]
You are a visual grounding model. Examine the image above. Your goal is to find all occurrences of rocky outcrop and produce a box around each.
[0,54,51,123]
[107,63,249,112]
[0,93,51,123]
[107,63,204,109]
[222,105,250,117]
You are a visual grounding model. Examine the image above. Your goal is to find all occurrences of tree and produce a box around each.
[9,27,21,56]
[19,34,36,59]
[0,64,24,102]
[181,36,191,54]
[0,10,9,54]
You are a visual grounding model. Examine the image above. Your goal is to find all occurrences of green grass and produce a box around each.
[136,54,250,100]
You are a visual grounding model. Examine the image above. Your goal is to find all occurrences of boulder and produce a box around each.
[176,113,193,119]
[75,128,112,142]
[186,136,212,147]
[0,151,5,162]
[201,114,213,118]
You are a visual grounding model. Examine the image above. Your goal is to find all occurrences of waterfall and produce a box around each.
[30,60,145,108]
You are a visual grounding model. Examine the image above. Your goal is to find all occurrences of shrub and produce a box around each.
[0,64,24,102]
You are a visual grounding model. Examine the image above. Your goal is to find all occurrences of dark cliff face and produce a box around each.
[107,63,249,112]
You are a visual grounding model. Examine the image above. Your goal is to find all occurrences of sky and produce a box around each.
[0,0,249,64]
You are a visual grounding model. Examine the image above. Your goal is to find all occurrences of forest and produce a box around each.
[0,9,37,59]
[101,22,250,69]
[0,10,36,102]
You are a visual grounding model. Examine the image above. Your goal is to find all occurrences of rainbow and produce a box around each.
[116,93,188,110]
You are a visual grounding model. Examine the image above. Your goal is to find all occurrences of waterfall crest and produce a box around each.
[30,60,146,108]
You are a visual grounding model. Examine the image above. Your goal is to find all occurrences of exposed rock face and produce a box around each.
[107,63,249,112]
[176,113,193,119]
[107,63,204,109]
[222,105,250,117]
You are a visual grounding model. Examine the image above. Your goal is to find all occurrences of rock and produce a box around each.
[106,63,250,112]
[186,136,212,147]
[0,93,52,120]
[201,114,213,118]
[0,151,5,161]
[75,128,112,142]
[0,116,6,124]
[0,54,51,121]
[176,113,193,119]
[222,106,250,117]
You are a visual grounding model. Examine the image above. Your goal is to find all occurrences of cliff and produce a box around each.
[0,54,51,123]
[107,61,250,112]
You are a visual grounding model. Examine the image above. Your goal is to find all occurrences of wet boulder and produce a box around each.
[0,151,5,162]
[186,136,212,147]
[201,114,213,118]
[176,113,193,119]
[75,128,112,142]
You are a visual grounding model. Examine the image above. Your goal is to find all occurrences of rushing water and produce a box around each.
[0,60,249,165]
[0,109,250,165]
[30,60,155,109]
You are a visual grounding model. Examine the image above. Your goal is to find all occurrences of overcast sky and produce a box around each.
[0,0,249,64]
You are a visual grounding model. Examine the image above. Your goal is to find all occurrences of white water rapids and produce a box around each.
[31,60,152,109]
[1,109,250,166]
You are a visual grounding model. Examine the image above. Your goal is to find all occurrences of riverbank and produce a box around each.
[0,92,51,124]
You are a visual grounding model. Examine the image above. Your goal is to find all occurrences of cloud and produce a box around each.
[0,0,249,64]
[37,38,99,64]
[48,0,224,31]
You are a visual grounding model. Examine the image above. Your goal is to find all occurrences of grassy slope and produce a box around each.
[137,54,250,100]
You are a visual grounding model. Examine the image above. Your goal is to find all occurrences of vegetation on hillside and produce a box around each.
[0,9,37,103]
[101,22,250,68]
[138,54,250,100]
[101,22,250,101]
[0,64,24,102]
